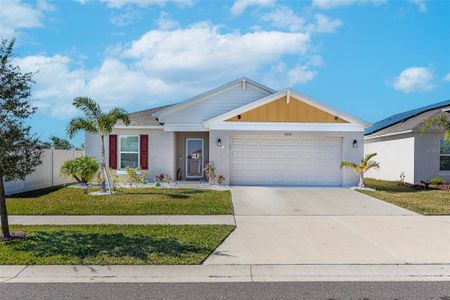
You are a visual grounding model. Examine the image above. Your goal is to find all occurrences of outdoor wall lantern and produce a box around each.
[217,138,224,148]
[352,139,358,148]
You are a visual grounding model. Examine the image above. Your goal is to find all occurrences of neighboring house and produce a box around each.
[85,78,371,186]
[364,100,450,184]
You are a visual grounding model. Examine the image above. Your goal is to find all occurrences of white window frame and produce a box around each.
[118,135,140,172]
[185,138,204,179]
[439,138,450,172]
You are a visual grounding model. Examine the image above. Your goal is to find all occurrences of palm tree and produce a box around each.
[341,153,380,188]
[67,97,130,193]
[422,114,450,144]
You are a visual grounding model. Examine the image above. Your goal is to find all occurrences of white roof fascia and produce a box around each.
[208,122,365,132]
[204,88,372,128]
[114,125,163,129]
[154,77,275,118]
[163,123,208,132]
[364,130,414,140]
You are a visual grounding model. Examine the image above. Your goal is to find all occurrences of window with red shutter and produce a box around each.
[140,134,149,170]
[109,135,117,169]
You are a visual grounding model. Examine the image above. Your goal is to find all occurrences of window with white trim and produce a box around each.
[440,139,450,171]
[120,136,139,169]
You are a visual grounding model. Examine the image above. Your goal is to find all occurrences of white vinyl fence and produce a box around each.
[4,148,84,195]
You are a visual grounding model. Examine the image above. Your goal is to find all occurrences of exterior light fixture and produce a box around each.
[217,138,224,148]
[352,139,358,148]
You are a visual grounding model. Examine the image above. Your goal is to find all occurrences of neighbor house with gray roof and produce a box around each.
[364,100,450,184]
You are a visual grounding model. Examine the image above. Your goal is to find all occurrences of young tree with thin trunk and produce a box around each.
[0,39,43,239]
[341,153,380,188]
[67,97,130,193]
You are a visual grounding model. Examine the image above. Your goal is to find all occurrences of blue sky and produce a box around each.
[1,0,449,146]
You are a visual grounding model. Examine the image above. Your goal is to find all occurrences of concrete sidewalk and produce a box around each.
[9,215,235,225]
[1,264,449,283]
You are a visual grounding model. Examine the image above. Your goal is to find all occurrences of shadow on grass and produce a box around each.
[9,185,67,198]
[114,189,208,200]
[12,231,207,261]
[364,179,417,193]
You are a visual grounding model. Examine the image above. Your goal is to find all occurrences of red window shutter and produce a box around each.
[109,135,118,170]
[140,134,149,170]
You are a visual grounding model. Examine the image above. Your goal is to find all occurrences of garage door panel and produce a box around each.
[230,136,342,186]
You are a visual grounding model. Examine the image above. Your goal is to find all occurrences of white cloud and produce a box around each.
[0,0,45,37]
[122,22,310,80]
[261,6,305,32]
[262,7,342,34]
[312,0,386,9]
[409,0,427,12]
[78,0,194,8]
[156,11,179,30]
[444,73,450,82]
[110,8,141,26]
[230,0,275,16]
[309,14,342,33]
[13,23,315,117]
[392,67,435,93]
[263,62,317,88]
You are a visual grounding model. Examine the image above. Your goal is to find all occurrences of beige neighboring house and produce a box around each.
[364,100,450,184]
[85,77,371,186]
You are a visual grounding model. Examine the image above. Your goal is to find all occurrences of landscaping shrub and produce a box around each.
[430,177,445,185]
[60,156,99,184]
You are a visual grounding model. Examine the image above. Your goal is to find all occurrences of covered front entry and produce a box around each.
[230,136,342,186]
[175,132,209,180]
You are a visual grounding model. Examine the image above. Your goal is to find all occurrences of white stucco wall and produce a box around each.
[209,130,363,186]
[364,131,447,184]
[85,129,176,179]
[364,133,415,183]
[414,131,450,183]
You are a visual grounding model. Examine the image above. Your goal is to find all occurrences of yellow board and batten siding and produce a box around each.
[226,96,349,123]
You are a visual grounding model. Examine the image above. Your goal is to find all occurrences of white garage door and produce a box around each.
[230,136,342,186]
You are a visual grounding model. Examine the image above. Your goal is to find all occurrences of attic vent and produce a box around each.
[237,115,241,120]
[334,116,339,121]
[241,80,246,90]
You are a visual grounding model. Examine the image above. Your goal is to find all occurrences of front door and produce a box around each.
[186,138,204,178]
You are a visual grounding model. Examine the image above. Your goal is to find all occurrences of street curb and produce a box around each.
[1,264,449,283]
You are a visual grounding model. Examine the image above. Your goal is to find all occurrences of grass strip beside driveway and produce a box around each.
[0,225,234,265]
[359,179,450,215]
[7,186,233,215]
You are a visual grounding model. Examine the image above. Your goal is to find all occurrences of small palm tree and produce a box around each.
[422,114,450,144]
[341,153,380,188]
[67,97,130,193]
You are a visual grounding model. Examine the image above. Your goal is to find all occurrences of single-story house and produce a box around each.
[85,77,371,186]
[364,100,450,184]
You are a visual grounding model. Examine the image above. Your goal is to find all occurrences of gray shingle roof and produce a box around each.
[365,100,450,137]
[116,104,175,127]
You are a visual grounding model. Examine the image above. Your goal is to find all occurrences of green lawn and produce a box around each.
[0,225,234,265]
[359,178,450,215]
[6,186,233,215]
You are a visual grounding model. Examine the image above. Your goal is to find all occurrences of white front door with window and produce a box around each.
[186,138,204,178]
[230,136,342,186]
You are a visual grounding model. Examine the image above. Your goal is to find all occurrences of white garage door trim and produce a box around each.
[230,136,343,186]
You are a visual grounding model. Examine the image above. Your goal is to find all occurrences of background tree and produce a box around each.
[40,135,73,150]
[67,97,130,193]
[341,153,380,188]
[422,113,450,144]
[0,39,43,239]
[50,135,73,150]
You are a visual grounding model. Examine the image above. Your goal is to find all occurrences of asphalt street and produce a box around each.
[1,282,449,300]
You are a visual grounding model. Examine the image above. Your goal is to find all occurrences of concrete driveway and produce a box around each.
[231,186,416,216]
[204,187,450,265]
